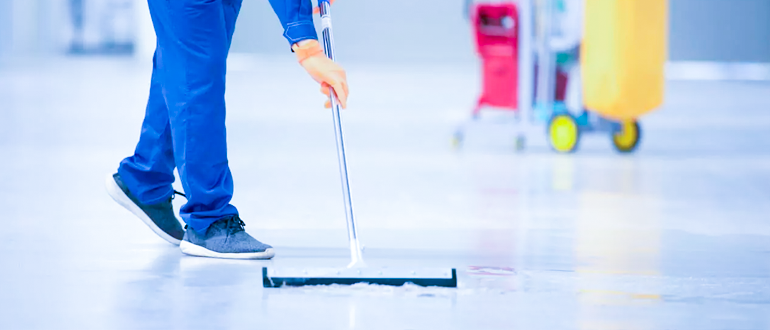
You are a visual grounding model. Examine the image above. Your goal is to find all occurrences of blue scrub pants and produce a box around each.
[118,0,243,233]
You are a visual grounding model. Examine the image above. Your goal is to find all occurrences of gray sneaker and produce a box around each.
[105,173,185,245]
[179,216,275,260]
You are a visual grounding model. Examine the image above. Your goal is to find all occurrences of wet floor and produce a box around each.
[0,56,769,329]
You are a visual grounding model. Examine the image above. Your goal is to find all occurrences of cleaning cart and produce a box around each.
[455,0,667,153]
[471,3,520,116]
[543,0,668,153]
[453,2,531,150]
[453,0,585,151]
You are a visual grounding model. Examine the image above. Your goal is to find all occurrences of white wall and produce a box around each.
[7,0,768,64]
[230,0,477,64]
[0,0,69,56]
[0,0,11,58]
[232,0,770,64]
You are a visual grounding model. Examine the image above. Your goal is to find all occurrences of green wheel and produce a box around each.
[514,135,526,151]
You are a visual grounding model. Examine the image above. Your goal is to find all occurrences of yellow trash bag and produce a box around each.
[581,0,667,121]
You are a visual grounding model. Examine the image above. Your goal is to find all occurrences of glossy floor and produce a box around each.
[0,57,768,329]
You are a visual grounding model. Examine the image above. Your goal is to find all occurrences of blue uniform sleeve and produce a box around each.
[268,0,318,46]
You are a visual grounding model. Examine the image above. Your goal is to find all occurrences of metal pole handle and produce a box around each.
[318,1,365,268]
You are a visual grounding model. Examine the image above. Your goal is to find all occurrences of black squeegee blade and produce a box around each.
[262,268,457,288]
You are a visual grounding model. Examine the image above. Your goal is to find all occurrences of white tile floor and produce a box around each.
[0,56,769,329]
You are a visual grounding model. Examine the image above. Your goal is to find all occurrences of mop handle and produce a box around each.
[318,0,365,267]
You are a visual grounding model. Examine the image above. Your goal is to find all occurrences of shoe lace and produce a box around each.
[183,216,244,234]
[224,215,246,235]
[171,190,186,200]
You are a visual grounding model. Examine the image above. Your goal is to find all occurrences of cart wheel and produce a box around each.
[612,120,641,153]
[514,135,526,151]
[452,131,464,149]
[548,114,580,153]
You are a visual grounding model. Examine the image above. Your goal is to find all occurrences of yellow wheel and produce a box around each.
[612,120,641,153]
[548,114,580,153]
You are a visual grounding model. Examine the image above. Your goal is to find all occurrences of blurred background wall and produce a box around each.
[0,0,61,56]
[0,1,10,58]
[229,0,476,63]
[669,0,770,63]
[0,0,768,64]
[230,0,770,64]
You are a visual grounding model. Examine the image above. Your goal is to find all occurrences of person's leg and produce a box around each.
[117,50,176,205]
[106,48,185,245]
[148,0,272,259]
[148,0,238,233]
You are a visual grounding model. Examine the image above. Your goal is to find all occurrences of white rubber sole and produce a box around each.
[105,173,182,246]
[180,240,275,260]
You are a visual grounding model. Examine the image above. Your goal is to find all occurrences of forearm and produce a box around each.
[268,0,318,46]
